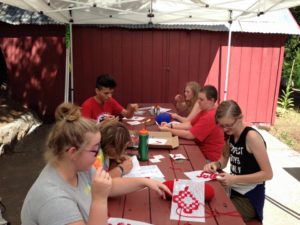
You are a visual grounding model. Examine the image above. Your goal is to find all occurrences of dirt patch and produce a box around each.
[269,108,300,153]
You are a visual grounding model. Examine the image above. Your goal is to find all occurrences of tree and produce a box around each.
[283,7,300,89]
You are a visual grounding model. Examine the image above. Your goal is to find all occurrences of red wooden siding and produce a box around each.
[1,23,285,124]
[73,28,225,105]
[73,27,285,124]
[0,22,65,121]
[220,33,285,124]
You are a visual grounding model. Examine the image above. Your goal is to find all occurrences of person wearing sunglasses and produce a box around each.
[21,102,170,225]
[93,121,133,177]
[203,100,273,222]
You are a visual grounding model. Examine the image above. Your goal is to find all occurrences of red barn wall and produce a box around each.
[0,22,65,121]
[0,24,286,124]
[73,27,286,125]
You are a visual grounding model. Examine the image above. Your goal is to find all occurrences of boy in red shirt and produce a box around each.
[81,74,138,122]
[159,85,224,161]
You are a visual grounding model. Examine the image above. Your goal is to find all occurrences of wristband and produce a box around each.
[117,165,125,177]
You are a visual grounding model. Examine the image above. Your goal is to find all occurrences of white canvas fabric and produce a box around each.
[1,0,300,25]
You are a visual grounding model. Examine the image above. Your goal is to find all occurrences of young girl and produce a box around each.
[203,100,273,222]
[173,81,200,118]
[94,121,133,177]
[21,102,170,225]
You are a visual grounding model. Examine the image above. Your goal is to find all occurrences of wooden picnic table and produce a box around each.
[108,103,245,225]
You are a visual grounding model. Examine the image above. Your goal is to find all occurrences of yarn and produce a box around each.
[155,112,171,125]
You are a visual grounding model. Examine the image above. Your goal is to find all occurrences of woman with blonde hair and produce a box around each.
[172,81,201,122]
[21,102,170,225]
[175,81,199,114]
[203,100,273,222]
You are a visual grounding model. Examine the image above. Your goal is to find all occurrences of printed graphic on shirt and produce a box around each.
[84,184,91,195]
[230,143,243,174]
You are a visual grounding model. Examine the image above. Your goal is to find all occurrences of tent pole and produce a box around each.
[70,23,74,103]
[224,22,232,101]
[64,31,70,102]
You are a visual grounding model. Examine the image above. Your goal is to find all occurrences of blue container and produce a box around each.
[155,112,171,125]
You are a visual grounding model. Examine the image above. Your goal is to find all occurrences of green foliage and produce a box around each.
[277,130,295,147]
[65,24,71,49]
[278,59,295,113]
[283,7,300,89]
[278,89,294,110]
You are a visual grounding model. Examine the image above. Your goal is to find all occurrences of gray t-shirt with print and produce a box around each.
[21,163,94,225]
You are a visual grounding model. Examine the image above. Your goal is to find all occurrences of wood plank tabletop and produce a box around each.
[108,145,245,225]
[123,103,196,145]
[108,103,245,225]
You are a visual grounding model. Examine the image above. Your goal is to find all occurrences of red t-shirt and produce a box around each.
[81,97,124,121]
[190,108,224,161]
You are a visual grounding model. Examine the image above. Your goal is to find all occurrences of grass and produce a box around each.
[269,106,300,153]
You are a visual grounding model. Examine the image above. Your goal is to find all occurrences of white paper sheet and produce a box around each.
[169,153,186,160]
[184,170,218,182]
[108,217,153,225]
[123,116,145,121]
[130,155,141,173]
[170,179,205,223]
[126,121,141,125]
[138,106,153,111]
[123,165,164,178]
[149,158,161,163]
[148,138,167,145]
[159,107,172,113]
[153,154,165,159]
[149,154,165,163]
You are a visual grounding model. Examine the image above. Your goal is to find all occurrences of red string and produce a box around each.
[174,201,241,224]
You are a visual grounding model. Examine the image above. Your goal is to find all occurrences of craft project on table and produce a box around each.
[170,179,205,223]
[108,217,152,225]
[184,170,219,182]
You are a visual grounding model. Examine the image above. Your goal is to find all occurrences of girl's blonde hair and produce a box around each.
[215,100,242,123]
[215,100,242,158]
[100,121,131,162]
[45,102,100,162]
[185,81,200,107]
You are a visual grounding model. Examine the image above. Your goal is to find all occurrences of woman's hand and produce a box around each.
[120,157,133,174]
[92,168,112,201]
[216,172,236,187]
[158,123,171,131]
[203,162,218,173]
[169,112,179,120]
[143,179,172,199]
[175,94,184,103]
[128,103,139,112]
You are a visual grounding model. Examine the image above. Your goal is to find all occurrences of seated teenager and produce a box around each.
[21,102,170,225]
[173,81,200,118]
[203,100,273,222]
[81,74,138,123]
[94,121,133,178]
[170,100,201,123]
[159,85,224,161]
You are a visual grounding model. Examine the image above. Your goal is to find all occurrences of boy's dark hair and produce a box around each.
[96,74,117,89]
[200,85,218,103]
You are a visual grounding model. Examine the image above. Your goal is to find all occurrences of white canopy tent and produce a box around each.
[2,0,300,24]
[1,0,300,101]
